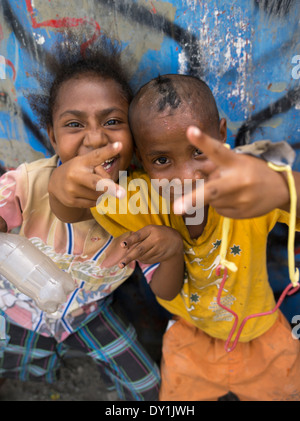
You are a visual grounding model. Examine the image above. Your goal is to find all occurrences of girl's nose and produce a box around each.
[83,129,108,148]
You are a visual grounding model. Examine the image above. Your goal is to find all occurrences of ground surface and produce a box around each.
[0,274,166,402]
[0,357,240,402]
[0,271,169,402]
[0,356,120,401]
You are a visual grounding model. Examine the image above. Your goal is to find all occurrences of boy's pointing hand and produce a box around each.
[118,225,183,268]
[173,126,290,219]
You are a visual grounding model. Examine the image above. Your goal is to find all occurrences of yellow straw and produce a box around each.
[267,162,299,287]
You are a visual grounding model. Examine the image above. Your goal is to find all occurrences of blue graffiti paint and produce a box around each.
[1,0,299,161]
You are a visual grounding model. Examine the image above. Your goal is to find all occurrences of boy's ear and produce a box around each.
[47,125,58,153]
[219,118,227,144]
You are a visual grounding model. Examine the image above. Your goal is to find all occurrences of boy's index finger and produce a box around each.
[121,227,150,249]
[186,126,234,167]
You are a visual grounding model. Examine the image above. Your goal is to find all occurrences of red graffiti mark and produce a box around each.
[25,0,101,55]
[150,2,157,14]
[4,58,16,81]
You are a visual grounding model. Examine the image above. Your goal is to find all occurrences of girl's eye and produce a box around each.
[154,157,169,165]
[105,119,119,126]
[66,122,82,128]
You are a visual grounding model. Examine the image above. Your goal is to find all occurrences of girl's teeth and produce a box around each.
[101,158,115,169]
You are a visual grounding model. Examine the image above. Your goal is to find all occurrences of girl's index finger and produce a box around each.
[186,126,235,167]
[82,142,123,169]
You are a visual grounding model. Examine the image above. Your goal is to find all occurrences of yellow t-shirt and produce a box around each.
[91,170,299,342]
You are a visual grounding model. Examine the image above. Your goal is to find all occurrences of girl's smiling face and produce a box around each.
[48,75,133,182]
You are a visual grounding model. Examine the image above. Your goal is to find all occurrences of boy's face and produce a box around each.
[133,107,226,199]
[47,76,133,183]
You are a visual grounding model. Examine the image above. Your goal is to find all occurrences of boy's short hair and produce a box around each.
[129,74,220,128]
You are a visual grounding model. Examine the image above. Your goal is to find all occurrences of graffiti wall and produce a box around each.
[0,0,299,319]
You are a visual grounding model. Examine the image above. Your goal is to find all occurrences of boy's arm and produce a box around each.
[174,127,298,219]
[48,145,123,223]
[150,252,184,301]
[118,225,184,301]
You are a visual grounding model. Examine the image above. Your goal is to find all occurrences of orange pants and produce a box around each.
[159,312,300,401]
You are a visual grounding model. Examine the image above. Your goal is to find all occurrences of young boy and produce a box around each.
[94,74,300,401]
[49,74,300,401]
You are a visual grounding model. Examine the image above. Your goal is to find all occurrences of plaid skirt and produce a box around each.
[0,297,160,401]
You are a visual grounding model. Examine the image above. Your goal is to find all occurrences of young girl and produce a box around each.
[0,33,183,401]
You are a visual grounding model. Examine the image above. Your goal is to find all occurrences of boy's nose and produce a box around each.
[180,166,202,181]
[84,129,108,148]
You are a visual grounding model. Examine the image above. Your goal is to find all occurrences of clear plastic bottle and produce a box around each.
[0,232,75,313]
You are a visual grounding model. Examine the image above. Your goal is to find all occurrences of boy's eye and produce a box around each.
[153,157,169,165]
[193,148,203,157]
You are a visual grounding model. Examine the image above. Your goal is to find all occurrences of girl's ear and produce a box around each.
[219,118,227,144]
[47,125,58,153]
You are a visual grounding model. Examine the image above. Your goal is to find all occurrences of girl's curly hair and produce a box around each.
[27,30,133,130]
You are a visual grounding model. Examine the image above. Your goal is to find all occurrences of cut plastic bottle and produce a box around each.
[0,233,75,313]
